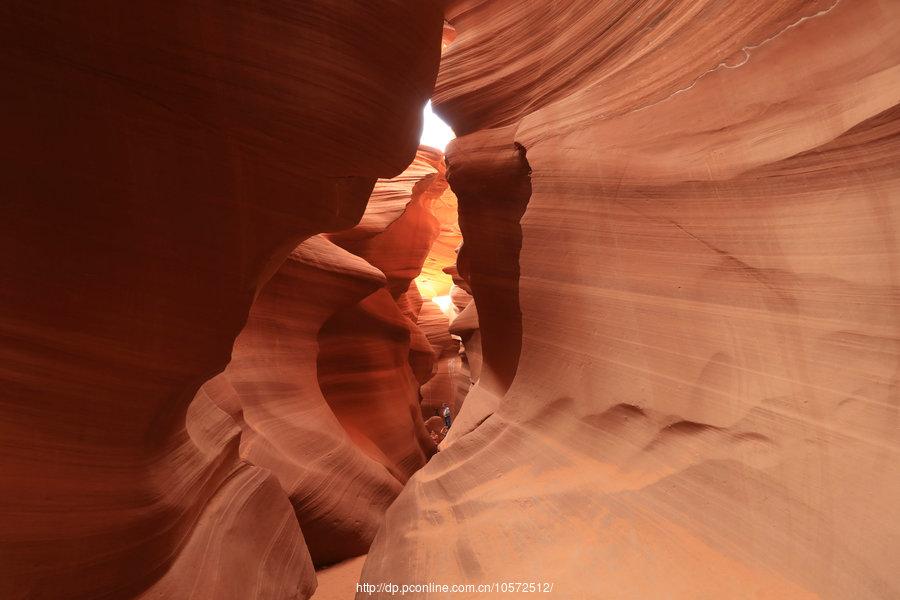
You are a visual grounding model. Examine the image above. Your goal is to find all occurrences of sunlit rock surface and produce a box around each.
[415,186,462,299]
[0,2,443,598]
[362,0,900,598]
[329,147,448,297]
[417,299,461,419]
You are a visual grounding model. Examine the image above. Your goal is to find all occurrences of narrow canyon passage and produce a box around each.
[194,136,470,578]
[2,2,900,600]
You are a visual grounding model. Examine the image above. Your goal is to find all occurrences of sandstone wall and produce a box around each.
[363,1,900,597]
[0,3,443,598]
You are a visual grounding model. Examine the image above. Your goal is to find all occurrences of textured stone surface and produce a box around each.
[329,147,447,297]
[6,0,900,598]
[415,186,462,299]
[445,126,532,396]
[195,146,455,571]
[195,148,458,566]
[363,0,900,598]
[0,2,442,598]
[312,555,368,600]
[194,237,418,568]
[328,145,464,446]
[193,147,456,576]
[417,299,461,419]
[448,298,482,397]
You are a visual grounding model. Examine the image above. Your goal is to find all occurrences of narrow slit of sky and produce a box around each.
[420,101,456,151]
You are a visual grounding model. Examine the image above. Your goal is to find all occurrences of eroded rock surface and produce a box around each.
[0,2,443,598]
[195,147,456,570]
[194,238,411,568]
[363,1,900,597]
[5,1,899,598]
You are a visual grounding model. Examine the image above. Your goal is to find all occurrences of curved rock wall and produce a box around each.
[323,145,452,470]
[446,128,531,396]
[363,0,900,597]
[318,287,437,485]
[416,299,461,419]
[0,2,443,598]
[329,147,448,297]
[194,238,412,568]
[193,146,456,571]
[6,1,899,597]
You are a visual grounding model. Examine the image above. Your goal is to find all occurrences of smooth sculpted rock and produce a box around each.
[329,146,448,298]
[445,127,531,397]
[194,237,421,567]
[416,185,463,299]
[192,146,459,571]
[448,297,482,403]
[0,2,443,598]
[192,149,456,578]
[362,1,900,598]
[318,288,437,484]
[324,146,459,469]
[417,298,463,419]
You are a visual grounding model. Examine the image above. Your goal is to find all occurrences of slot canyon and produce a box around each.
[1,1,898,599]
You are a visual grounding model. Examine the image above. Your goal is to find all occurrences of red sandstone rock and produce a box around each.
[416,186,463,299]
[444,126,532,396]
[6,0,899,597]
[190,146,456,571]
[0,2,443,598]
[326,146,461,464]
[446,286,481,411]
[190,148,456,577]
[325,145,458,457]
[329,147,447,297]
[417,299,463,419]
[141,393,316,600]
[195,237,418,567]
[403,284,442,388]
[362,1,900,598]
[318,287,436,483]
[448,300,482,389]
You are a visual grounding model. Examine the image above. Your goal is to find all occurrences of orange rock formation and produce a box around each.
[3,1,900,599]
[362,0,900,598]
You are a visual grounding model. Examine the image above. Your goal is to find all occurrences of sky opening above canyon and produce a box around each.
[420,101,455,151]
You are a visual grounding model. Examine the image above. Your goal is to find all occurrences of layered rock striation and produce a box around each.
[0,2,443,598]
[194,237,414,568]
[190,146,457,573]
[363,0,900,597]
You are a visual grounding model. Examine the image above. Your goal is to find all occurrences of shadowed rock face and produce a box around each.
[416,299,460,418]
[0,2,443,598]
[193,146,454,573]
[446,126,531,396]
[363,0,900,598]
[318,289,436,482]
[192,146,446,569]
[194,237,415,568]
[5,1,900,598]
[322,146,452,479]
